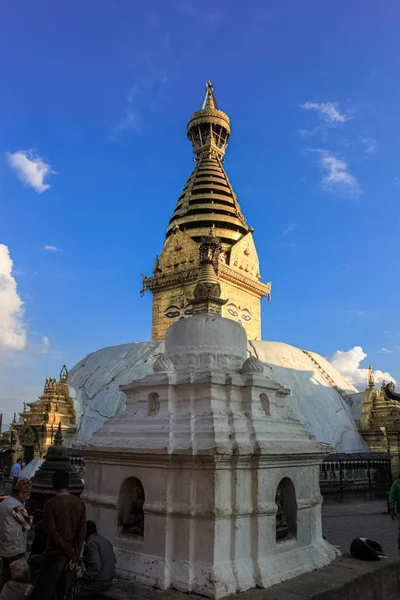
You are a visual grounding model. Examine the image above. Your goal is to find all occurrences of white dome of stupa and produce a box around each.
[68,338,366,453]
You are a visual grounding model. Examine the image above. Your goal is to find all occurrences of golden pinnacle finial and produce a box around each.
[187,80,230,160]
[368,365,375,389]
[202,79,217,110]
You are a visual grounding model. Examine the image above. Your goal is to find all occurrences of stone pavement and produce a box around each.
[101,499,400,600]
[322,498,397,556]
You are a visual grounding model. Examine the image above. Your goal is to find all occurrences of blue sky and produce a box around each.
[1,0,399,422]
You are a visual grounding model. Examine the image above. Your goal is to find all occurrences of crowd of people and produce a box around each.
[0,462,116,600]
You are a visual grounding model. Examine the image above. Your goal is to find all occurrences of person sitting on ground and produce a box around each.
[73,521,116,599]
[0,479,33,590]
[0,558,33,600]
[30,470,86,600]
[389,474,400,549]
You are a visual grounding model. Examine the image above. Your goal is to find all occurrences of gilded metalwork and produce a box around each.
[142,81,271,340]
[190,228,227,316]
[359,372,400,476]
[9,367,76,463]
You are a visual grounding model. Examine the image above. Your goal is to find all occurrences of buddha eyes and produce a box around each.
[165,303,252,322]
[165,304,194,319]
[226,303,252,321]
[165,306,181,319]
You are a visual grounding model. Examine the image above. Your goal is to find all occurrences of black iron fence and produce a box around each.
[320,452,392,501]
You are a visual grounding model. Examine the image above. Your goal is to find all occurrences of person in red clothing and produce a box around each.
[30,470,86,600]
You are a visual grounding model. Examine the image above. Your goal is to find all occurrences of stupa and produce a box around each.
[65,81,366,455]
[81,231,337,599]
[30,423,83,519]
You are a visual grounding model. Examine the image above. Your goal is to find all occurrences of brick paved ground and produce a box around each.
[322,498,398,556]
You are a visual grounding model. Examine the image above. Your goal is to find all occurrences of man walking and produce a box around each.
[389,474,400,549]
[30,470,86,600]
[73,521,116,599]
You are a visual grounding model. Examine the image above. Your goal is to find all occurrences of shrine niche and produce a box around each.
[275,478,297,542]
[117,477,145,538]
[10,365,77,465]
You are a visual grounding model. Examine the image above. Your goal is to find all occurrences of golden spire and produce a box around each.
[190,229,227,316]
[164,81,250,248]
[202,79,218,110]
[368,365,375,389]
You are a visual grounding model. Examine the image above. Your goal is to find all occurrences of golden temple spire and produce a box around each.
[141,80,271,342]
[202,79,218,110]
[368,365,375,389]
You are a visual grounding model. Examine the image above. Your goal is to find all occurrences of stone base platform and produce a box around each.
[100,554,400,600]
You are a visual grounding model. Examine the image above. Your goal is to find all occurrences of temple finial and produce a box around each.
[368,365,375,389]
[202,79,217,110]
[187,80,230,161]
[60,365,68,383]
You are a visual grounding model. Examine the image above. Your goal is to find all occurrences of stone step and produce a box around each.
[99,554,400,600]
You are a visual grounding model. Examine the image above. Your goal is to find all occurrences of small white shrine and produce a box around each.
[81,232,337,599]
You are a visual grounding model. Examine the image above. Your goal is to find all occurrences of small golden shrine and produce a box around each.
[359,366,400,475]
[10,365,76,464]
[142,80,271,341]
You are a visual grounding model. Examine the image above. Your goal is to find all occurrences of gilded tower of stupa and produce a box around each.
[142,80,271,340]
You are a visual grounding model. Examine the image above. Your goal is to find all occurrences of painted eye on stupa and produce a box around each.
[184,305,193,316]
[165,306,181,319]
[241,309,252,322]
[226,303,238,318]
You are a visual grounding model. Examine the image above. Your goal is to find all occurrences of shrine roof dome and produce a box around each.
[68,338,366,453]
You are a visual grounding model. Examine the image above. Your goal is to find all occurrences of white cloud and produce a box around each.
[301,101,351,125]
[359,137,377,154]
[110,72,168,141]
[0,244,26,350]
[283,223,297,237]
[317,150,361,198]
[44,245,62,252]
[7,150,55,193]
[330,346,396,390]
